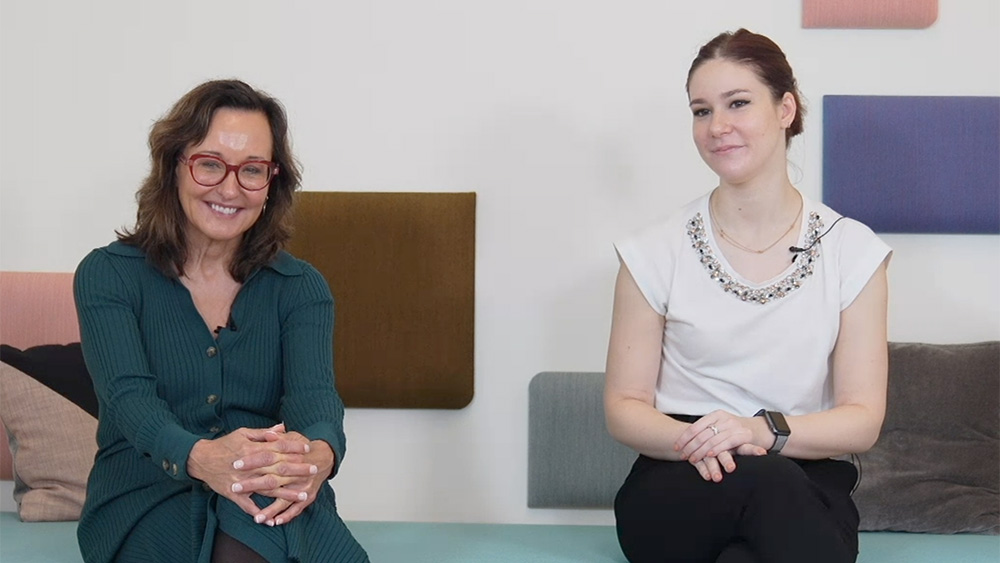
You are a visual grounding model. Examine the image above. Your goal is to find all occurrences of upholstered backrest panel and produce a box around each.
[527,372,634,508]
[528,343,1000,535]
[0,271,80,482]
[0,272,79,349]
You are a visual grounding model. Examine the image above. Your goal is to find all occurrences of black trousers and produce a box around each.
[614,453,859,563]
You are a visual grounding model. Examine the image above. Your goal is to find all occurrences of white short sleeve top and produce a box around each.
[615,193,891,417]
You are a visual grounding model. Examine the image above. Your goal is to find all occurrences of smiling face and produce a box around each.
[177,108,273,251]
[687,58,796,187]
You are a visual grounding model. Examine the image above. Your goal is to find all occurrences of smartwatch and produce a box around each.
[754,409,790,453]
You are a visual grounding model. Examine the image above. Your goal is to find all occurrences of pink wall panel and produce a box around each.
[0,272,79,350]
[803,0,938,29]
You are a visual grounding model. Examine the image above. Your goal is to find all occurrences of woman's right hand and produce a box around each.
[187,424,312,519]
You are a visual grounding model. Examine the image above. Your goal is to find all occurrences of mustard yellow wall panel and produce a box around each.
[288,192,476,409]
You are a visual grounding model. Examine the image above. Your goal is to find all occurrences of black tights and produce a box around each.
[212,530,269,563]
[614,454,859,563]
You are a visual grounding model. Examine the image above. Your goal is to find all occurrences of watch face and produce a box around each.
[766,411,791,436]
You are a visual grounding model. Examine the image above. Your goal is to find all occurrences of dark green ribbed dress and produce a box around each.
[74,241,368,563]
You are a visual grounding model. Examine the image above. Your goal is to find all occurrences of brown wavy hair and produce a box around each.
[118,79,302,281]
[686,29,805,147]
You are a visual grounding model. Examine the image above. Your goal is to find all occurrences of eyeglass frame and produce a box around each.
[181,153,280,191]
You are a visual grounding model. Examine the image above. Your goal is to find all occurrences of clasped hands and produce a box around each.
[188,423,334,527]
[673,410,768,483]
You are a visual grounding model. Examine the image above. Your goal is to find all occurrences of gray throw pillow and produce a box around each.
[853,341,999,534]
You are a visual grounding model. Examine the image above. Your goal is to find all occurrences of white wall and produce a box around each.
[1,1,997,525]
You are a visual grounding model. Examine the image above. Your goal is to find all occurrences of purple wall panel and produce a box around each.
[823,95,1000,234]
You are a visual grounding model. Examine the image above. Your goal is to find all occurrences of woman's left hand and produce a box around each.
[230,428,336,526]
[674,409,766,464]
[691,443,767,482]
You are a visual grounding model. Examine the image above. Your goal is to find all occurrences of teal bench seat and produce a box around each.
[3,513,998,562]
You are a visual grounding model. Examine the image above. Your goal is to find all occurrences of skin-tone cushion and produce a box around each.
[0,361,98,521]
[0,418,12,481]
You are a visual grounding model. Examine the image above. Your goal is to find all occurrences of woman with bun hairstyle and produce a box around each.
[605,29,891,563]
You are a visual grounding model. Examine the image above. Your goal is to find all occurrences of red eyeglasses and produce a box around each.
[182,153,279,191]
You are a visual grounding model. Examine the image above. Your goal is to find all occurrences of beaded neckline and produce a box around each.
[686,211,823,305]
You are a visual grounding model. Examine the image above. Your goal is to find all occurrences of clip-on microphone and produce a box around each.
[789,216,847,262]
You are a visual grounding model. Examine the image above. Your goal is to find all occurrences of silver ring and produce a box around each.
[710,425,719,436]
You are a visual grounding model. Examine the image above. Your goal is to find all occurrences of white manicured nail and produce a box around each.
[231,483,243,493]
[233,460,244,469]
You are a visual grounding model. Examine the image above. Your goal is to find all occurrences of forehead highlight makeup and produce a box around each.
[218,132,249,151]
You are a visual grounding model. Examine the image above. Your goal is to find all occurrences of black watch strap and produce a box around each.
[755,409,791,454]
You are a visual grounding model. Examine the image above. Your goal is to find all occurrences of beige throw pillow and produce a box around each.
[0,361,97,521]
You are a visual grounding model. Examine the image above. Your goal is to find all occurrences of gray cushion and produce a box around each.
[527,372,634,508]
[853,341,999,534]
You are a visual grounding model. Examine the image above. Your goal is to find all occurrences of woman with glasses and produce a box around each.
[74,80,368,562]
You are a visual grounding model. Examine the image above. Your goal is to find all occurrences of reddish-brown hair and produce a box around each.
[118,79,302,281]
[686,29,805,146]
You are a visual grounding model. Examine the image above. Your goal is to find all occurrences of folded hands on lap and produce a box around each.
[188,423,335,526]
[672,410,767,482]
